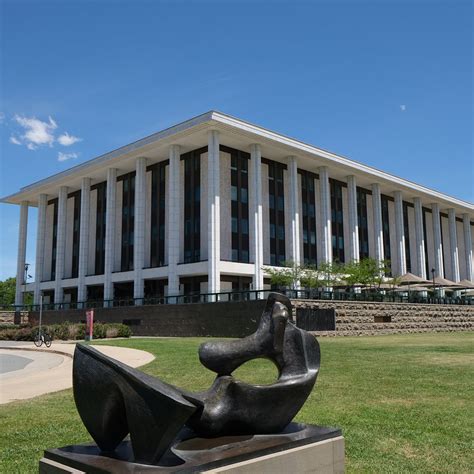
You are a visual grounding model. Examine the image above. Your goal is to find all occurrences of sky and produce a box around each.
[0,0,472,280]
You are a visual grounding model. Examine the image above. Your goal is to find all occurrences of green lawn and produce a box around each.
[1,332,473,473]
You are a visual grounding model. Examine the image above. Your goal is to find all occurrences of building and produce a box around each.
[2,111,474,307]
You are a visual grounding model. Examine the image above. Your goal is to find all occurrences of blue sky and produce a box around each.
[0,0,472,280]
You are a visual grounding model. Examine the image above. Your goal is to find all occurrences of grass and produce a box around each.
[1,332,473,473]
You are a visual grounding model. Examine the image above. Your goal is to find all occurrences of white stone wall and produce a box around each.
[43,203,54,281]
[114,180,123,272]
[248,152,256,265]
[201,151,208,261]
[284,168,291,262]
[220,151,232,261]
[64,196,75,279]
[366,194,375,259]
[164,165,169,265]
[298,174,304,261]
[144,170,152,268]
[88,189,97,275]
[261,163,270,265]
[457,220,467,279]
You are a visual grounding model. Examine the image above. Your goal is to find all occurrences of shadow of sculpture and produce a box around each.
[73,293,320,465]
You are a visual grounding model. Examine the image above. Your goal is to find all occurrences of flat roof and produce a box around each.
[1,110,473,216]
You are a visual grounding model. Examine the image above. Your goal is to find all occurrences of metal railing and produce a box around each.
[4,287,474,312]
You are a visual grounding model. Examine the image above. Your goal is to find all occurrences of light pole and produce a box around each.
[431,268,436,297]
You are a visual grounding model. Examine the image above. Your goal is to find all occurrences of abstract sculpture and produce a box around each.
[73,293,320,465]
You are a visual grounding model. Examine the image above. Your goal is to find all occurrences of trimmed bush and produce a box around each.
[0,322,131,341]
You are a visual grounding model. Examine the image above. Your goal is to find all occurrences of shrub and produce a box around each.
[0,322,131,341]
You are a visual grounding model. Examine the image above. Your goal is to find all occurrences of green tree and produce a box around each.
[0,277,16,306]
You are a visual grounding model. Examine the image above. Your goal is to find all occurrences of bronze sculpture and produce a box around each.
[73,293,321,465]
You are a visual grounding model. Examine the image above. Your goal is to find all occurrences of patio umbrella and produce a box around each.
[456,279,474,289]
[432,276,463,288]
[398,272,431,285]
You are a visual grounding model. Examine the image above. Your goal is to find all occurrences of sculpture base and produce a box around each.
[39,423,344,473]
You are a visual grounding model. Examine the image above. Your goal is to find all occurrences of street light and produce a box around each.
[431,268,436,297]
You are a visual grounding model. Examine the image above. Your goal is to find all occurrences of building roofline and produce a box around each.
[1,109,473,212]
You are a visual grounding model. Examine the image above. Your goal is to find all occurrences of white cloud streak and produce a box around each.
[58,151,79,162]
[58,132,82,146]
[13,115,57,149]
[9,136,22,145]
[400,105,406,111]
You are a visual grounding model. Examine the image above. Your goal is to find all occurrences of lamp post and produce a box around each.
[431,268,436,298]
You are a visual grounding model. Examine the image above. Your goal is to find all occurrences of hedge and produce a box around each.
[0,322,132,341]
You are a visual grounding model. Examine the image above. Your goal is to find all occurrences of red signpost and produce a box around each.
[86,309,94,341]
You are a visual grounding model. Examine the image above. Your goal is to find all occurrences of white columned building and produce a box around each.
[447,209,460,283]
[414,197,427,279]
[318,166,332,264]
[14,201,28,306]
[393,191,406,276]
[346,175,359,262]
[167,144,181,298]
[133,157,147,302]
[77,177,91,303]
[463,214,473,282]
[103,168,117,305]
[54,186,68,304]
[250,143,264,293]
[372,183,384,265]
[2,111,472,309]
[207,130,220,297]
[33,194,47,305]
[288,156,301,265]
[431,203,444,278]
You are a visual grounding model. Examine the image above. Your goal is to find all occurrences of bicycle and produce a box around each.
[34,330,52,348]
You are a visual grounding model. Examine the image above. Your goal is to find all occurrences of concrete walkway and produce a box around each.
[0,340,155,404]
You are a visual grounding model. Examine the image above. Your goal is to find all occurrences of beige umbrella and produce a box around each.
[398,272,431,285]
[456,279,474,289]
[432,276,464,288]
[395,285,429,292]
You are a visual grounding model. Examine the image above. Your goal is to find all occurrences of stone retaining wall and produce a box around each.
[292,300,474,336]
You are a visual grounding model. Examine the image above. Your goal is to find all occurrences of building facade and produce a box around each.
[3,111,474,307]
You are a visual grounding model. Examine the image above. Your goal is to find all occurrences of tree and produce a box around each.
[264,260,304,289]
[0,277,33,307]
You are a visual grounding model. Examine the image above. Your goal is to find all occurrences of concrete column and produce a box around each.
[207,130,220,297]
[463,214,473,281]
[167,145,181,299]
[54,186,68,304]
[447,209,460,282]
[319,167,332,264]
[394,191,406,276]
[77,178,91,303]
[133,157,147,303]
[251,143,264,293]
[104,168,117,306]
[34,194,47,305]
[414,197,427,279]
[288,156,301,265]
[346,175,359,262]
[15,201,29,307]
[431,203,444,278]
[371,183,384,264]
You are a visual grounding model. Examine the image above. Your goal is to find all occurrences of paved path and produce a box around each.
[0,341,155,404]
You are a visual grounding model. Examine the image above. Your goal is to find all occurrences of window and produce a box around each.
[403,202,412,272]
[222,145,250,263]
[265,159,286,266]
[150,161,167,267]
[330,180,345,263]
[94,182,107,275]
[357,188,369,259]
[182,147,206,263]
[120,172,135,271]
[71,191,81,278]
[381,195,391,266]
[299,170,317,265]
[50,199,58,280]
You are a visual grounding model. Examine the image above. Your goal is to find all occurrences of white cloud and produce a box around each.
[14,115,57,148]
[57,132,82,146]
[9,136,21,145]
[58,151,79,162]
[400,105,406,111]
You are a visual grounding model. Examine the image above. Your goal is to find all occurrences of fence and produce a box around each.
[4,287,474,312]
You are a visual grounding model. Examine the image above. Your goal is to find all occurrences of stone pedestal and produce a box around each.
[39,423,344,473]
